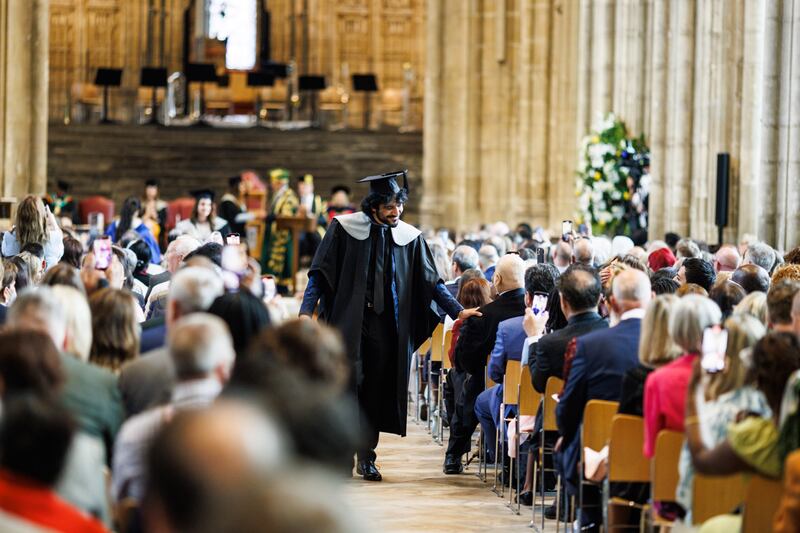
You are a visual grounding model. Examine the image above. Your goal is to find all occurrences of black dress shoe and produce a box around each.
[518,490,533,506]
[356,460,382,481]
[443,454,463,475]
[544,503,557,520]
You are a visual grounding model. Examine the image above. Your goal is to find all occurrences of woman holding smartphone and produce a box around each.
[2,195,64,270]
[105,196,161,264]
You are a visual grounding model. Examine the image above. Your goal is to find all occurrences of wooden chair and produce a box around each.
[436,329,454,443]
[78,195,115,227]
[427,323,445,438]
[538,376,564,531]
[166,197,195,234]
[413,336,432,424]
[742,474,783,533]
[115,497,140,533]
[511,365,541,515]
[494,359,521,497]
[605,415,649,531]
[650,430,684,530]
[692,473,746,525]
[578,400,619,527]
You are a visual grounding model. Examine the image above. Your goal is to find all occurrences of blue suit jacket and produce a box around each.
[487,315,528,383]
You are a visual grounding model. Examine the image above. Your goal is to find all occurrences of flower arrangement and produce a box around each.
[575,113,651,236]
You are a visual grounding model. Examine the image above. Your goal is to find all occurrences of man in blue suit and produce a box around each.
[474,264,558,462]
[556,268,651,531]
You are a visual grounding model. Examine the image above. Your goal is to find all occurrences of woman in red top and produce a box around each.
[447,277,493,367]
[643,294,722,457]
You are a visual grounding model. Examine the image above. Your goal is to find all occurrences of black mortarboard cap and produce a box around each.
[145,179,159,187]
[57,180,70,192]
[358,170,408,195]
[331,185,351,196]
[228,176,242,188]
[190,189,215,202]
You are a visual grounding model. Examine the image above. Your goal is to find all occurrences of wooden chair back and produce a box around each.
[742,474,783,532]
[581,400,618,452]
[78,195,115,225]
[693,473,746,524]
[542,376,564,431]
[429,323,444,363]
[166,197,195,231]
[518,366,541,416]
[417,336,432,355]
[485,354,497,388]
[608,414,649,483]
[651,430,684,502]
[443,330,453,370]
[502,360,522,406]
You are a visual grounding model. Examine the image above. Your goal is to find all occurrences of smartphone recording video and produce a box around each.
[536,247,545,264]
[226,233,240,246]
[562,220,573,242]
[262,275,277,301]
[531,292,548,316]
[701,326,728,373]
[93,237,112,270]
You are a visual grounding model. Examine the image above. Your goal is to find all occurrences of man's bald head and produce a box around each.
[573,239,594,266]
[553,241,572,267]
[611,268,652,311]
[493,254,525,293]
[731,264,771,294]
[715,245,741,272]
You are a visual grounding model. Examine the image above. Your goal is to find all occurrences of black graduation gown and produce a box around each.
[309,213,441,436]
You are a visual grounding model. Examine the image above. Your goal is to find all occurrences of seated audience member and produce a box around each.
[183,241,224,268]
[0,395,107,533]
[2,195,64,270]
[141,402,297,533]
[643,295,721,457]
[7,257,29,293]
[7,288,123,458]
[768,281,800,333]
[676,283,708,298]
[144,235,201,318]
[208,289,272,357]
[744,241,777,273]
[652,276,680,295]
[60,236,83,269]
[733,290,768,325]
[79,249,126,297]
[552,241,572,274]
[676,313,768,524]
[773,263,800,286]
[709,280,746,320]
[556,268,651,529]
[732,263,771,294]
[172,190,231,242]
[113,313,236,502]
[51,285,93,363]
[447,245,481,298]
[611,236,635,258]
[105,196,161,265]
[88,288,140,373]
[444,254,527,474]
[475,264,557,464]
[774,449,800,532]
[785,246,800,265]
[118,266,224,416]
[678,257,716,292]
[572,238,594,266]
[676,238,701,259]
[16,251,44,286]
[479,244,500,279]
[648,246,677,272]
[127,238,153,287]
[713,245,741,273]
[685,333,800,531]
[41,263,86,295]
[528,265,608,393]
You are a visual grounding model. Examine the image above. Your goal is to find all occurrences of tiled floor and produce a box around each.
[346,417,559,532]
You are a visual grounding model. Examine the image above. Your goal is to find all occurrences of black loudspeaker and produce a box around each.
[715,153,730,228]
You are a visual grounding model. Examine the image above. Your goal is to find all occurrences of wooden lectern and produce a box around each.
[276,215,317,292]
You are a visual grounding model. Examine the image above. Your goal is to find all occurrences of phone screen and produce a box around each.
[221,244,247,274]
[531,293,548,315]
[93,237,112,270]
[226,233,240,246]
[536,248,545,264]
[262,276,277,300]
[562,220,573,237]
[701,326,728,373]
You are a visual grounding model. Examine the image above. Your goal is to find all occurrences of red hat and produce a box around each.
[648,247,676,271]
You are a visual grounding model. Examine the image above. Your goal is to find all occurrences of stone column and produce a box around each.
[0,0,50,199]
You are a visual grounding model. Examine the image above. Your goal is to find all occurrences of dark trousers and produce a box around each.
[357,309,397,462]
[445,369,484,457]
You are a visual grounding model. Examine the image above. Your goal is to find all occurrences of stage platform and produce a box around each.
[47,124,423,217]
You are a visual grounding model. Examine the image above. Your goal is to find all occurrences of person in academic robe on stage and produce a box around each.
[296,174,327,260]
[172,190,230,243]
[219,175,258,236]
[325,185,356,224]
[261,168,299,294]
[44,180,78,227]
[141,179,167,250]
[105,196,162,265]
[300,170,476,482]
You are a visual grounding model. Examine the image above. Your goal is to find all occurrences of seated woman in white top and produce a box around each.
[2,195,64,270]
[172,189,230,243]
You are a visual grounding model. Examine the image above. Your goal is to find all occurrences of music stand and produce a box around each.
[185,63,217,118]
[262,62,289,79]
[94,68,123,124]
[298,75,326,126]
[247,72,276,118]
[140,67,168,125]
[352,74,378,129]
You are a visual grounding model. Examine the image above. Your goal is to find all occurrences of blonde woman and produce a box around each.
[732,290,768,325]
[2,195,64,269]
[89,288,140,373]
[52,285,93,362]
[618,294,681,416]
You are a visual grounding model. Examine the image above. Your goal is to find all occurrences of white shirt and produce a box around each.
[619,308,646,321]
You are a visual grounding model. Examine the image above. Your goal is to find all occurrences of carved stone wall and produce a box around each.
[425,0,800,250]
